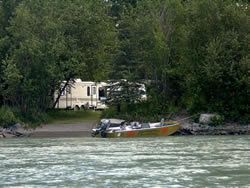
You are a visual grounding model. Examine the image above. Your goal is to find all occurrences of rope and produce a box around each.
[175,113,200,123]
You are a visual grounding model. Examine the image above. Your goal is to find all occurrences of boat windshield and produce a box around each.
[97,119,125,128]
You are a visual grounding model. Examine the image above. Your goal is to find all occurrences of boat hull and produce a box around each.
[96,122,180,138]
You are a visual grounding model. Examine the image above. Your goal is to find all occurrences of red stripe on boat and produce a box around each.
[127,131,137,137]
[161,127,169,135]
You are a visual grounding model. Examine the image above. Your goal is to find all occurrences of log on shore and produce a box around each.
[0,124,32,138]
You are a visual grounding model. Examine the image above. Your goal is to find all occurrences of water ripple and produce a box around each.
[0,136,250,187]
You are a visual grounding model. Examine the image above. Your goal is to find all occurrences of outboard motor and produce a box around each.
[91,129,99,137]
[91,119,110,138]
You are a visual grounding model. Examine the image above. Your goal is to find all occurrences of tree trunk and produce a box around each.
[117,103,121,113]
[52,79,71,109]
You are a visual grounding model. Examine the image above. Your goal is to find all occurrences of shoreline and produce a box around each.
[175,122,250,136]
[0,122,95,139]
[1,120,249,139]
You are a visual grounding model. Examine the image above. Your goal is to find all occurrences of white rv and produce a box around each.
[55,79,108,110]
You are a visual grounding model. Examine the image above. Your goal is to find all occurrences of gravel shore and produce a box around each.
[173,119,250,136]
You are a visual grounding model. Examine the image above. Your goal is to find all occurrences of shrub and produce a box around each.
[101,101,179,122]
[210,115,225,126]
[19,110,49,128]
[101,107,118,119]
[0,106,19,128]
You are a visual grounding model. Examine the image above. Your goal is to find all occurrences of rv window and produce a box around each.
[87,87,90,96]
[92,87,96,95]
[99,88,105,100]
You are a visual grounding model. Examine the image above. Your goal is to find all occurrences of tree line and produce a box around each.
[0,0,249,126]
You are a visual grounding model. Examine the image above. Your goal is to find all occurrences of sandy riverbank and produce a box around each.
[30,121,96,138]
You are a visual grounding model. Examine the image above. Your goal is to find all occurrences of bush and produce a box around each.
[101,101,179,122]
[0,106,19,128]
[101,107,118,119]
[240,115,250,125]
[18,110,49,128]
[210,115,225,126]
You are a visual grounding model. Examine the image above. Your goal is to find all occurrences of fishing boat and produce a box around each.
[91,118,180,138]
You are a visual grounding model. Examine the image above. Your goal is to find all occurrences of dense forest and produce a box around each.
[0,0,249,126]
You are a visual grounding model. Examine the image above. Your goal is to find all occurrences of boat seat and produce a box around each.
[131,122,141,129]
[141,123,150,128]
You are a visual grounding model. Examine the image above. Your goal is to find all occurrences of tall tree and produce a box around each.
[1,0,118,113]
[111,0,187,109]
[0,0,23,106]
[183,0,249,119]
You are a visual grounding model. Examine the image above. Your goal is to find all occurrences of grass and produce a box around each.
[46,110,102,124]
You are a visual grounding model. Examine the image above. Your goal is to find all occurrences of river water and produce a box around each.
[0,136,249,187]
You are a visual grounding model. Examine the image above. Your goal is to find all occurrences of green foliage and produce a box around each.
[107,80,145,103]
[107,0,249,122]
[7,0,117,109]
[18,110,49,128]
[183,0,249,121]
[0,106,19,128]
[47,110,101,124]
[0,0,118,125]
[102,100,177,122]
[210,115,225,126]
[0,0,249,126]
[112,0,187,107]
[0,106,46,128]
[101,107,118,119]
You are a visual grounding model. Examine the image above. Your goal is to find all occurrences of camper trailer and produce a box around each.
[55,79,108,110]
